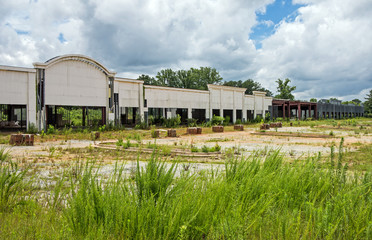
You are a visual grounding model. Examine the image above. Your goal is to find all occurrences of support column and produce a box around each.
[27,72,37,131]
[82,107,86,126]
[188,108,192,119]
[297,103,301,120]
[283,104,286,119]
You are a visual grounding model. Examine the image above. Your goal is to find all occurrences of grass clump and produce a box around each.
[0,142,371,239]
[0,147,30,212]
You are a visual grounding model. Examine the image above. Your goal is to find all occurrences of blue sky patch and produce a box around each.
[250,0,306,49]
[58,33,67,43]
[16,30,30,35]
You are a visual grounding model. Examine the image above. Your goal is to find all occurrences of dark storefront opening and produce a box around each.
[176,108,188,124]
[236,109,242,122]
[212,109,220,117]
[247,110,254,121]
[0,104,27,130]
[148,108,164,125]
[192,109,206,123]
[46,105,105,128]
[223,109,233,123]
[121,107,138,125]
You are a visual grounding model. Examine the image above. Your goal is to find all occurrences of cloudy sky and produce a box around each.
[0,0,371,101]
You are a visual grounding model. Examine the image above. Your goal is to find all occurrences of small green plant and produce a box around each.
[187,118,198,127]
[329,130,334,136]
[27,122,38,134]
[161,145,171,156]
[190,145,199,152]
[164,114,181,128]
[223,116,230,126]
[211,115,224,125]
[151,128,158,138]
[47,125,56,135]
[201,145,209,153]
[99,125,106,132]
[116,139,124,147]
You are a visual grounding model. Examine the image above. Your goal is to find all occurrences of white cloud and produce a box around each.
[0,0,371,100]
[254,0,372,100]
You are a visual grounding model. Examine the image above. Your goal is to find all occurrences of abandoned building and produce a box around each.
[317,99,364,119]
[0,54,273,131]
[271,98,364,120]
[271,99,318,120]
[0,54,364,131]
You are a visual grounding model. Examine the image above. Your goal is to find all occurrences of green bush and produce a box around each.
[187,118,198,127]
[27,122,38,134]
[223,116,230,126]
[211,115,224,125]
[47,125,56,135]
[164,114,181,128]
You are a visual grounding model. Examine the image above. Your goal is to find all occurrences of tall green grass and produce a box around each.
[0,144,371,239]
[63,148,371,239]
[0,147,30,212]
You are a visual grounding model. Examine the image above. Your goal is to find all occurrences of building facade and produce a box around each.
[317,99,364,119]
[0,54,272,131]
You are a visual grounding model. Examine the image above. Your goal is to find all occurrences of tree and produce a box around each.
[188,67,223,90]
[310,98,317,103]
[156,69,179,87]
[274,78,296,100]
[138,74,157,85]
[352,98,361,105]
[139,67,223,90]
[223,79,273,96]
[364,89,372,114]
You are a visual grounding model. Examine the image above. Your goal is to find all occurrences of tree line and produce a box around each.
[138,67,272,96]
[138,68,372,116]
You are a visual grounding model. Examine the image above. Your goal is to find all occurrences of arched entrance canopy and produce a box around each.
[33,54,116,77]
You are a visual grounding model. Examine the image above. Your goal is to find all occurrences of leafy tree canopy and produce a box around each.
[274,78,296,100]
[138,74,156,85]
[223,79,273,96]
[310,98,317,103]
[138,67,223,90]
[364,89,372,113]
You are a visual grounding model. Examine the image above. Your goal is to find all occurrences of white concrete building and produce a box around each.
[0,54,272,131]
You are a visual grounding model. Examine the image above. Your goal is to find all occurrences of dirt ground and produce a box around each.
[142,126,372,158]
[3,125,370,161]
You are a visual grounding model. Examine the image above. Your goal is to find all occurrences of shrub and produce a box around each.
[27,122,38,134]
[164,115,181,128]
[254,115,263,123]
[116,139,124,147]
[47,125,56,135]
[275,117,283,122]
[211,115,224,125]
[190,145,199,152]
[161,145,171,156]
[187,118,198,127]
[223,116,230,126]
[151,127,158,138]
[214,143,221,152]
